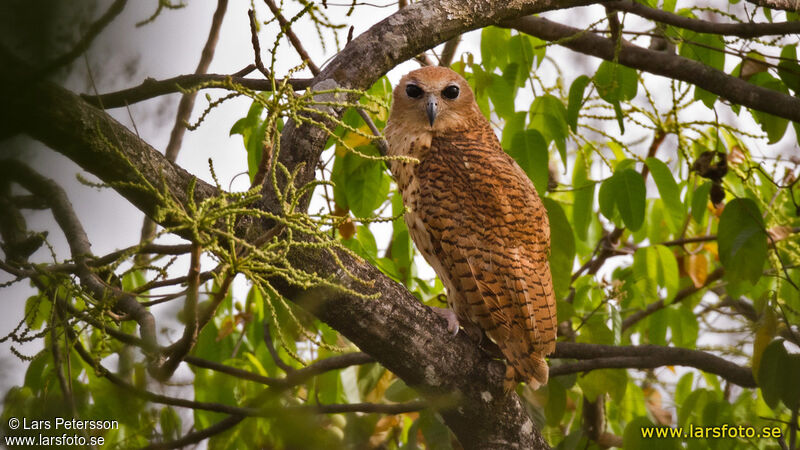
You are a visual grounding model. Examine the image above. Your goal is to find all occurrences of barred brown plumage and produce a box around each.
[384,66,557,392]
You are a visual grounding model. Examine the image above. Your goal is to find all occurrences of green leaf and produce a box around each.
[694,86,717,109]
[675,372,694,405]
[418,410,453,450]
[602,168,646,231]
[669,305,699,348]
[543,198,575,299]
[598,175,618,225]
[500,111,527,149]
[579,369,627,403]
[390,228,414,284]
[632,245,679,302]
[778,45,800,93]
[507,129,549,196]
[646,158,684,233]
[160,407,182,442]
[594,61,638,103]
[747,72,790,143]
[691,181,712,224]
[385,378,418,403]
[508,34,536,86]
[572,150,595,241]
[480,27,510,72]
[528,94,569,166]
[678,30,725,71]
[678,389,710,428]
[488,74,516,119]
[717,198,767,285]
[758,339,800,410]
[24,294,50,331]
[545,379,566,427]
[331,146,391,217]
[567,75,590,132]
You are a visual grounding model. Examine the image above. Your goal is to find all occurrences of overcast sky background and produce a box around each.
[0,0,795,413]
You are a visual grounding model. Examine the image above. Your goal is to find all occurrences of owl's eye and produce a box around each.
[405,84,423,99]
[442,85,460,99]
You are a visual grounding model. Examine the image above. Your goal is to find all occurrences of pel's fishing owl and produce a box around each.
[384,66,557,391]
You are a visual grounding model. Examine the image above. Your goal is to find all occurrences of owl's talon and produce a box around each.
[432,307,460,336]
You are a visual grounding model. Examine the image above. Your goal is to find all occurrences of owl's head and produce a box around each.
[389,66,479,133]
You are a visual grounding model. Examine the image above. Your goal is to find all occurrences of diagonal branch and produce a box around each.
[506,15,800,123]
[164,0,229,162]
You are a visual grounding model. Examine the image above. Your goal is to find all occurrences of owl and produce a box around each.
[384,66,557,391]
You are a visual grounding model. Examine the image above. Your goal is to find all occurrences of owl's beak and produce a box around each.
[426,97,438,126]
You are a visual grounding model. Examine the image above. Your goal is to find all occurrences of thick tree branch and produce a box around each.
[506,15,800,123]
[746,0,800,11]
[607,0,800,37]
[552,342,756,387]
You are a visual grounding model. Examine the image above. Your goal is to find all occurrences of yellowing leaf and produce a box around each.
[703,242,718,260]
[684,253,708,288]
[335,124,374,157]
[752,307,777,376]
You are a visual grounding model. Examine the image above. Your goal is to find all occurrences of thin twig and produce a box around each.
[248,9,271,78]
[152,242,203,380]
[264,0,321,75]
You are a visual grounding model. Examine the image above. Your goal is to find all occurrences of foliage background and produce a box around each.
[1,0,799,449]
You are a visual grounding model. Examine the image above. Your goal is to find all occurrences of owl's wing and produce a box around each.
[414,136,557,386]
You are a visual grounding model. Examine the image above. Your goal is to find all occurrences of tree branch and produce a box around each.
[142,414,245,450]
[745,0,800,11]
[81,74,312,109]
[0,160,160,354]
[164,0,228,162]
[607,0,800,37]
[552,342,756,387]
[506,15,800,123]
[263,0,321,75]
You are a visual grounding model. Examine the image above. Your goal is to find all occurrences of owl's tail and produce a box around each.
[503,352,549,393]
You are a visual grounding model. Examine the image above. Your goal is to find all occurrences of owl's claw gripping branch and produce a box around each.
[432,307,461,336]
